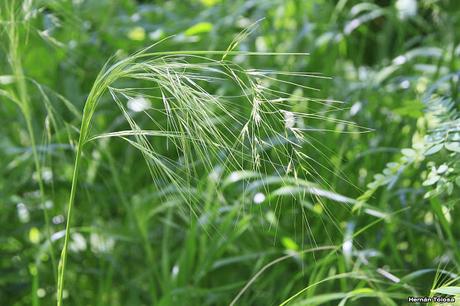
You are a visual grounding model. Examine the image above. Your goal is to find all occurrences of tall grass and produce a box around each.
[2,0,460,305]
[54,42,361,304]
[1,0,58,287]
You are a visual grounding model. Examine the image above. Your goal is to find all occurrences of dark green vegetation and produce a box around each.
[1,0,460,305]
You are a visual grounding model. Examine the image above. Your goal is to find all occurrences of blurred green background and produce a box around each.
[1,0,460,305]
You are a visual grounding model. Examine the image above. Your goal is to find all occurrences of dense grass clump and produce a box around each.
[1,0,460,305]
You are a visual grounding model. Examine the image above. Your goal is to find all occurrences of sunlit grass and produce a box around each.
[55,39,364,304]
[1,0,460,305]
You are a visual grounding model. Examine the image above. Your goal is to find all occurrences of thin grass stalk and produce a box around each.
[4,0,58,284]
[56,53,152,305]
[56,73,105,306]
[56,132,83,306]
[55,41,344,305]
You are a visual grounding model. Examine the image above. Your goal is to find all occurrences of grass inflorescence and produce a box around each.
[1,0,460,305]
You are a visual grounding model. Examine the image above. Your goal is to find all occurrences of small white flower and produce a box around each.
[42,168,53,183]
[90,233,115,253]
[70,232,87,253]
[37,288,46,298]
[253,192,265,204]
[52,215,65,224]
[393,55,407,65]
[350,102,362,116]
[127,96,151,112]
[396,0,417,19]
[171,265,179,278]
[17,203,30,223]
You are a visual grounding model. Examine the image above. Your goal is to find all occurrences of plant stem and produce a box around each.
[6,0,58,286]
[57,135,83,306]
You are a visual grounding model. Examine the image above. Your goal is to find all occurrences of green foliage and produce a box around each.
[1,0,460,306]
[365,92,460,201]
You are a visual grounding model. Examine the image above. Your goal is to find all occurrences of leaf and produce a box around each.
[0,75,15,85]
[393,99,424,118]
[424,143,443,155]
[455,176,460,187]
[445,142,460,153]
[185,22,213,36]
[402,148,416,157]
[201,0,220,6]
[437,164,448,174]
[271,185,356,204]
[281,237,299,251]
[127,26,146,41]
[432,286,460,296]
[222,171,260,186]
[29,227,41,244]
[344,10,384,35]
[423,174,440,186]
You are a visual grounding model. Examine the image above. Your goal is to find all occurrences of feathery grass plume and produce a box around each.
[0,4,363,301]
[2,0,460,305]
[11,16,366,304]
[56,42,364,304]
